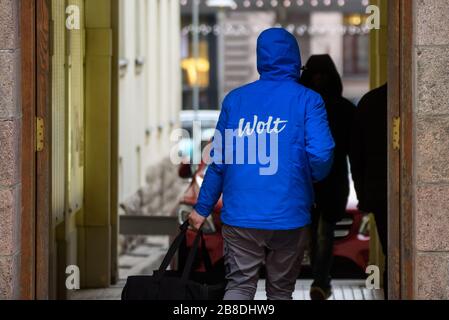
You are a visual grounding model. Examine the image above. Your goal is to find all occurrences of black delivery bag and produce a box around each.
[121,221,226,300]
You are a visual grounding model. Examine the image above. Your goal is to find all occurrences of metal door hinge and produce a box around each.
[36,117,44,152]
[392,117,401,151]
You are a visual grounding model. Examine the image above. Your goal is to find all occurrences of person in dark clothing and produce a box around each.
[350,83,388,298]
[300,54,356,300]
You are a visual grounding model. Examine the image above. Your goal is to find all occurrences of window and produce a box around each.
[181,14,218,110]
[343,14,369,77]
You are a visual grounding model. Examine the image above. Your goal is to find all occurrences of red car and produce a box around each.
[177,161,370,278]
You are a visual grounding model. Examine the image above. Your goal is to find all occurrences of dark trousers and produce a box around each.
[222,225,309,300]
[310,209,336,290]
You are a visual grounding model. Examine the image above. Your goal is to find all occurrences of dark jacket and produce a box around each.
[350,84,388,213]
[300,54,356,222]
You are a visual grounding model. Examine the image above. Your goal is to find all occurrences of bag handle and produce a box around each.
[200,233,213,271]
[155,221,189,279]
[156,221,214,281]
[181,229,203,283]
[182,229,214,276]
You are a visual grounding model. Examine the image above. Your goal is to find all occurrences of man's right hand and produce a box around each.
[188,209,206,231]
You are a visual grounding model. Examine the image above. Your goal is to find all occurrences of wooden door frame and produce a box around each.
[20,0,37,300]
[20,0,52,299]
[36,0,52,299]
[388,0,414,300]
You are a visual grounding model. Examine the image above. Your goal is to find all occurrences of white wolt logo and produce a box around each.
[66,265,80,290]
[365,265,381,290]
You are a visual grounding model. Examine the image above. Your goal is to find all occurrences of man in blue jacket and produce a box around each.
[188,28,335,300]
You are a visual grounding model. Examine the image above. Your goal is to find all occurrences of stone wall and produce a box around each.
[414,0,449,300]
[0,0,21,300]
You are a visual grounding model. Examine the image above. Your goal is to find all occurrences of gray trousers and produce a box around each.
[222,224,309,300]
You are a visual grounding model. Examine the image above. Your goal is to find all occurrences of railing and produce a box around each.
[119,215,178,236]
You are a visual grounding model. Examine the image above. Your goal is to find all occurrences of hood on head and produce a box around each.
[300,54,343,98]
[257,28,302,81]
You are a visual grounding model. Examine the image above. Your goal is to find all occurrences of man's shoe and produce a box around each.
[310,286,332,300]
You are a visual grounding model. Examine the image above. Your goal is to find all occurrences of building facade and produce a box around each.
[413,0,449,299]
[0,0,21,300]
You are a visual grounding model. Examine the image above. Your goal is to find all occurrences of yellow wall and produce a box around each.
[79,0,115,288]
[50,0,86,298]
[50,0,182,293]
[368,0,388,286]
[370,0,388,89]
[50,0,116,294]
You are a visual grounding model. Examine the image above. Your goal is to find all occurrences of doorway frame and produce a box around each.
[20,0,414,299]
[387,0,414,300]
[20,0,37,300]
[20,0,53,299]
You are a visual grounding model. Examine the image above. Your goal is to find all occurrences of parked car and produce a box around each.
[177,161,370,278]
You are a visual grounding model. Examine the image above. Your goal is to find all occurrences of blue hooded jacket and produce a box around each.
[194,28,335,230]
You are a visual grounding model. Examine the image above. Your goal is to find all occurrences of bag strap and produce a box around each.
[156,221,214,282]
[181,229,203,283]
[155,221,189,279]
[200,233,213,271]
